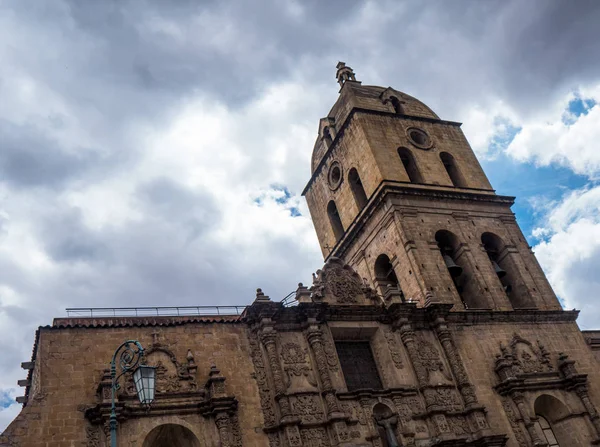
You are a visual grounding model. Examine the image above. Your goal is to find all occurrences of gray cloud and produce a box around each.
[1,0,600,433]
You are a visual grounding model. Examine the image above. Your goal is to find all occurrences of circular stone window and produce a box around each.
[328,162,343,190]
[407,127,432,149]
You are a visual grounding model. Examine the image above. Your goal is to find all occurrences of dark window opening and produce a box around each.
[390,96,403,114]
[440,152,467,188]
[335,341,383,391]
[348,168,368,210]
[323,126,333,145]
[374,254,403,298]
[327,200,344,242]
[398,147,424,183]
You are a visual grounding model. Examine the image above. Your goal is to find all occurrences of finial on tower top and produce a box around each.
[336,61,359,88]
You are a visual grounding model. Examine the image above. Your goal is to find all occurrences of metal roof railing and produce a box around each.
[281,291,298,307]
[65,305,247,318]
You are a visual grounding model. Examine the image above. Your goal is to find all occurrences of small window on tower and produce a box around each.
[335,341,383,391]
[328,162,343,190]
[407,127,432,149]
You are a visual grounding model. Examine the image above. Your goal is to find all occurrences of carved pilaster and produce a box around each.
[398,320,427,386]
[513,393,544,446]
[215,412,232,447]
[248,332,277,427]
[433,318,478,406]
[260,328,292,419]
[305,324,341,416]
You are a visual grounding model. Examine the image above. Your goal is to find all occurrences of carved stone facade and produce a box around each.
[3,64,600,447]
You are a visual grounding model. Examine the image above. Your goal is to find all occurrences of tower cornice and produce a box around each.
[325,181,515,262]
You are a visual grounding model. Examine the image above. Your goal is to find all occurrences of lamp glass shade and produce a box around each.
[133,365,156,405]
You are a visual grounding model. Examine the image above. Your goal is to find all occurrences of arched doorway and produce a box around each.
[143,424,201,447]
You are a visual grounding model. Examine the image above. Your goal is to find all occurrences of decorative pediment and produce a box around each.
[122,345,198,396]
[507,333,553,375]
[310,257,378,305]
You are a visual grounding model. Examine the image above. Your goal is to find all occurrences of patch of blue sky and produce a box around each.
[0,389,14,409]
[270,184,292,205]
[289,207,302,217]
[482,154,589,244]
[562,94,597,125]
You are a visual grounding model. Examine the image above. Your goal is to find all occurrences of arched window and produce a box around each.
[373,403,400,447]
[435,230,483,309]
[440,152,467,188]
[374,254,399,286]
[398,147,424,183]
[323,126,333,146]
[390,96,403,114]
[481,232,534,309]
[143,424,201,447]
[534,416,560,447]
[348,168,368,210]
[533,395,572,447]
[327,200,344,242]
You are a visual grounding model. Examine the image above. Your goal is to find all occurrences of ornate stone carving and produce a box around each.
[322,332,340,372]
[248,333,277,426]
[122,345,198,396]
[267,433,281,447]
[384,329,404,369]
[260,329,292,418]
[85,425,101,447]
[447,415,470,436]
[230,413,242,447]
[311,257,365,304]
[281,342,317,389]
[417,339,451,383]
[291,394,324,423]
[502,398,528,447]
[509,333,552,375]
[301,427,329,446]
[423,387,462,411]
[215,412,232,447]
[305,325,340,415]
[285,425,302,447]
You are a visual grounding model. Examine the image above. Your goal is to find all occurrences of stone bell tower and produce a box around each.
[303,63,561,312]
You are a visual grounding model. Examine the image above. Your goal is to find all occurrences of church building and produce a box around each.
[2,63,600,447]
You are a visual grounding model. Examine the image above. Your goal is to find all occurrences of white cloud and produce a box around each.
[506,88,600,176]
[532,186,600,328]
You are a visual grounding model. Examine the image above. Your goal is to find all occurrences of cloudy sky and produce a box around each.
[1,0,600,431]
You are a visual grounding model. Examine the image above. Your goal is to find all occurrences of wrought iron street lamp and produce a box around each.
[110,340,156,447]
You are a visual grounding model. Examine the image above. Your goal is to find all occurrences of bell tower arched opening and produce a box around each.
[436,230,485,309]
[398,147,424,183]
[374,254,401,297]
[481,232,535,309]
[143,424,200,447]
[327,200,344,242]
[440,152,467,188]
[348,168,368,210]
